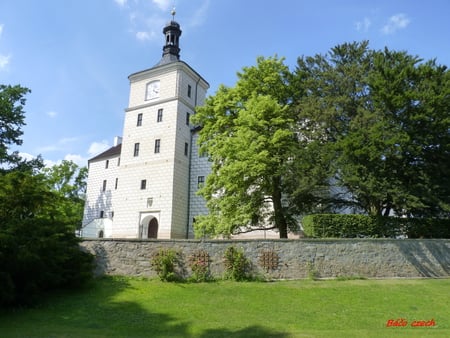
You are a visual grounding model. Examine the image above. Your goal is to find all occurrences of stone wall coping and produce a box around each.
[80,238,450,244]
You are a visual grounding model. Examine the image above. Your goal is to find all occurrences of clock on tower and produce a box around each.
[146,80,160,100]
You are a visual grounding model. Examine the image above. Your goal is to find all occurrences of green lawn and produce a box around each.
[0,276,448,337]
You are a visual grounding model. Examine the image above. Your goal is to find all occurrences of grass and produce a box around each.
[0,276,449,337]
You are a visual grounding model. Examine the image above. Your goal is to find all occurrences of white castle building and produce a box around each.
[81,15,211,239]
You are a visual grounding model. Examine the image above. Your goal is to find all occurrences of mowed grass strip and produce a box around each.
[0,276,448,338]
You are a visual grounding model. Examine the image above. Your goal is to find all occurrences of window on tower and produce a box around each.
[115,178,118,190]
[186,112,190,126]
[137,113,143,126]
[102,180,107,192]
[105,159,109,169]
[187,84,192,98]
[157,108,163,122]
[154,139,161,153]
[184,142,189,156]
[141,179,147,190]
[197,176,205,189]
[134,143,140,157]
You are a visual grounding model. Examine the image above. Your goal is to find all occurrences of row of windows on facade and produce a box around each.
[103,140,204,170]
[136,109,190,127]
[132,140,189,157]
[100,175,205,193]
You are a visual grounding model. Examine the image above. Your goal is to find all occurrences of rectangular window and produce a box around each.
[184,142,189,156]
[197,176,205,189]
[137,113,143,126]
[187,84,192,98]
[186,112,190,126]
[115,178,118,190]
[134,143,140,157]
[140,179,147,190]
[99,210,104,218]
[154,139,161,153]
[117,157,121,166]
[105,159,109,169]
[157,108,163,122]
[102,180,107,192]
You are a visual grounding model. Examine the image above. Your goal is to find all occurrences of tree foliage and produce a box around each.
[0,85,92,307]
[295,41,450,217]
[192,57,328,238]
[42,160,88,230]
[193,43,450,238]
[0,85,29,166]
[0,168,93,307]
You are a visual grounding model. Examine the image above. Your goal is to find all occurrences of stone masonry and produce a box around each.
[80,239,450,280]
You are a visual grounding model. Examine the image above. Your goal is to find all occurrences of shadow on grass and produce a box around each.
[199,326,290,338]
[88,277,289,337]
[0,276,290,337]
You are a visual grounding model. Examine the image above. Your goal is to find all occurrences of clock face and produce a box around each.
[146,81,160,100]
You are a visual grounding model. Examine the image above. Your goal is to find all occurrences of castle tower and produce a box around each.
[82,11,209,239]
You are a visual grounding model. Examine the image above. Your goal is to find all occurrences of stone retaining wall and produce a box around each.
[79,239,450,279]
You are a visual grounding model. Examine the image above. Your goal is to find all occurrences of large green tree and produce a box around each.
[0,85,92,306]
[0,85,29,166]
[192,56,328,238]
[295,41,450,217]
[42,160,88,230]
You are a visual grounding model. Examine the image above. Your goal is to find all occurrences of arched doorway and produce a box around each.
[147,218,158,239]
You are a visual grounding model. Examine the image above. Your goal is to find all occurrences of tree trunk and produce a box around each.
[272,176,288,239]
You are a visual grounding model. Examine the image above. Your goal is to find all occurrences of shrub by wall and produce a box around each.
[302,214,450,238]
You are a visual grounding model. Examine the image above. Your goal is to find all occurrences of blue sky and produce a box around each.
[1,0,450,166]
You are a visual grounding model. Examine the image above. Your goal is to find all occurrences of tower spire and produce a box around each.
[159,7,182,65]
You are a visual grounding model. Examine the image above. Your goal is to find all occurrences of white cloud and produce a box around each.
[88,140,110,156]
[0,54,10,70]
[64,153,88,166]
[382,13,410,35]
[46,110,58,118]
[152,0,171,11]
[18,152,58,167]
[136,31,151,41]
[0,24,11,71]
[355,17,371,33]
[114,0,127,7]
[18,152,36,161]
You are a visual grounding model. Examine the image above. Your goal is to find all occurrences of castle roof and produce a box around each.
[88,143,122,163]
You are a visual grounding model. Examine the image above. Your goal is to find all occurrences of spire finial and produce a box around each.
[171,7,176,21]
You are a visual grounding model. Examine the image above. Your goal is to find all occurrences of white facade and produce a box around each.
[82,18,210,239]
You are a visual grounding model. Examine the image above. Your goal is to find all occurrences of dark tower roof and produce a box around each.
[157,8,182,66]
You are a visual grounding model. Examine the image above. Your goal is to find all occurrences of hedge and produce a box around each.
[302,214,450,238]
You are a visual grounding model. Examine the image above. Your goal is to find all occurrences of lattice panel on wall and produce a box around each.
[259,250,279,272]
[188,249,210,266]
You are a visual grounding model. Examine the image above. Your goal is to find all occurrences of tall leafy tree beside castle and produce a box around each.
[295,41,450,217]
[0,85,92,306]
[0,84,29,167]
[192,56,329,238]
